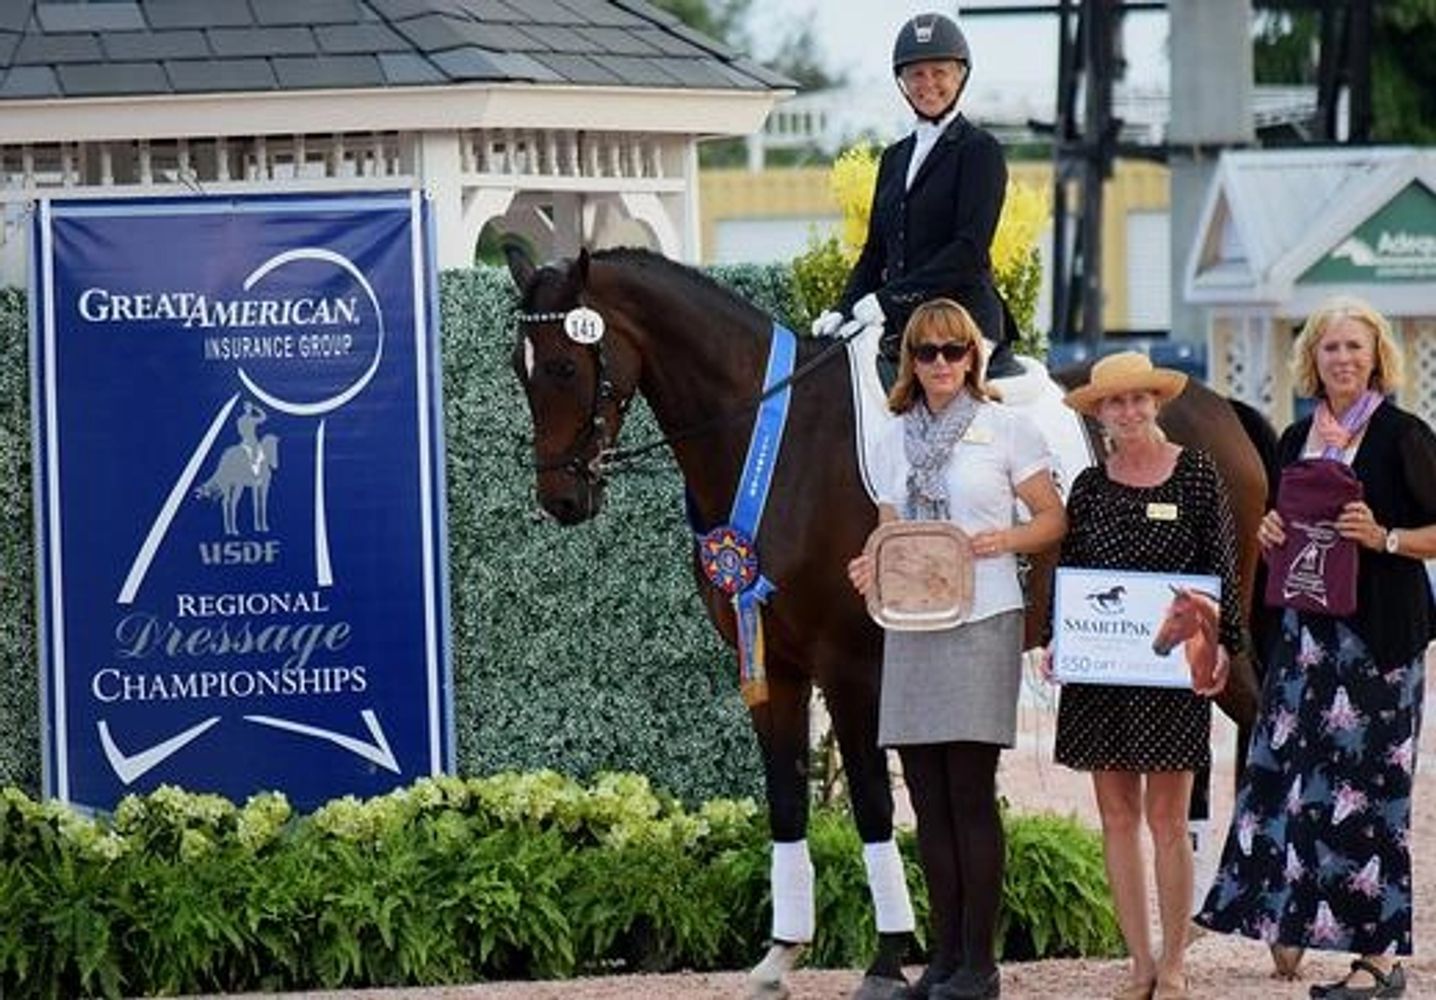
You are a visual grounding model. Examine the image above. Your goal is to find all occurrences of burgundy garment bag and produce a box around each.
[1264,458,1364,616]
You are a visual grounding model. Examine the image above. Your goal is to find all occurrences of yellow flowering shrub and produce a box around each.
[991,179,1048,280]
[829,144,880,260]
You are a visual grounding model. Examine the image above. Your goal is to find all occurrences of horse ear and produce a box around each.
[502,237,536,291]
[576,246,591,289]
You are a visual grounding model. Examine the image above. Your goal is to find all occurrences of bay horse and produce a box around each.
[506,246,1271,999]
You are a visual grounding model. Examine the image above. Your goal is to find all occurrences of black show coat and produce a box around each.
[839,113,1007,352]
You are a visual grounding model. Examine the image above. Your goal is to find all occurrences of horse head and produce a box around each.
[1152,585,1195,656]
[506,244,642,525]
[1153,585,1220,657]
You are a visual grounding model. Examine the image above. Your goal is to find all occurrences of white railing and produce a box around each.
[458,128,669,181]
[0,132,407,195]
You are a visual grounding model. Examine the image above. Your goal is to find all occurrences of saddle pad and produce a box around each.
[844,321,1095,505]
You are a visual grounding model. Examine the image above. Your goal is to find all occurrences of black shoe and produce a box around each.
[932,967,1000,1000]
[1310,959,1405,999]
[984,341,1023,379]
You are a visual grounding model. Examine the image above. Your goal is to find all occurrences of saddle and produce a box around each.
[845,321,1094,506]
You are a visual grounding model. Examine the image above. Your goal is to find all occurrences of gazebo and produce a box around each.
[1186,147,1436,429]
[0,0,792,286]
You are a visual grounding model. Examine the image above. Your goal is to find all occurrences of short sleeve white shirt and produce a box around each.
[872,401,1054,622]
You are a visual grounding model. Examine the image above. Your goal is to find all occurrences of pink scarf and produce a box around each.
[1314,390,1382,458]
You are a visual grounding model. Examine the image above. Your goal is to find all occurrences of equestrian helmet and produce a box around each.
[892,12,970,75]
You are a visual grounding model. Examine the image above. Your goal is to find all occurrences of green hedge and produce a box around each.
[0,776,1120,998]
[0,288,36,794]
[0,266,808,802]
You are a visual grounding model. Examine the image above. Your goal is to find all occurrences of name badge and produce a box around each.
[1146,502,1178,521]
[962,427,992,445]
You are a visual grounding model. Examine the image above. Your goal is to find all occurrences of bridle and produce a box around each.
[515,308,631,486]
[515,305,864,487]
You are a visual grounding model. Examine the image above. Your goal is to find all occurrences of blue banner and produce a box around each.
[31,192,451,812]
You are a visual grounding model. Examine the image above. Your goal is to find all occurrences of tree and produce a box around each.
[651,0,755,53]
[651,0,845,166]
[651,0,844,91]
[1252,2,1436,143]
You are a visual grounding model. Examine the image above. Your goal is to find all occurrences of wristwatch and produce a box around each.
[1384,528,1401,554]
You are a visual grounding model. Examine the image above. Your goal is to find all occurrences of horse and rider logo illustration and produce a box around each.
[1085,584,1127,615]
[194,401,279,536]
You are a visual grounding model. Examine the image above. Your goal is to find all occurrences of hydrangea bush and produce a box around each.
[0,777,1120,997]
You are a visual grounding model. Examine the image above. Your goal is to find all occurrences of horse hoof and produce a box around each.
[1270,944,1304,979]
[851,974,910,1000]
[746,976,790,1000]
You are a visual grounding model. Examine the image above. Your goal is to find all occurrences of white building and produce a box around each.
[0,0,792,287]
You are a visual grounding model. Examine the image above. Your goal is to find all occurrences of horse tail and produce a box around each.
[1226,397,1279,507]
[1225,395,1282,688]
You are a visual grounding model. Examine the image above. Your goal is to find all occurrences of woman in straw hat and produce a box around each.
[1195,296,1436,1000]
[849,298,1065,999]
[1050,350,1241,1000]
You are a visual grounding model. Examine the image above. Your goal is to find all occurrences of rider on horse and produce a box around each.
[810,11,1023,380]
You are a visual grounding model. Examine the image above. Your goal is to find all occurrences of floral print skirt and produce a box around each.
[1195,610,1424,955]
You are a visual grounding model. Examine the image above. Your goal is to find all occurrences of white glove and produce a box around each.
[851,293,885,328]
[810,309,844,337]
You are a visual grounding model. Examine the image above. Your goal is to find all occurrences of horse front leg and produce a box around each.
[745,669,813,1000]
[223,486,239,536]
[254,480,269,532]
[825,675,913,1000]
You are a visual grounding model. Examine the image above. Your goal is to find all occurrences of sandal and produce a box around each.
[1110,975,1155,1000]
[1152,973,1190,1000]
[1309,959,1406,999]
[1271,943,1305,979]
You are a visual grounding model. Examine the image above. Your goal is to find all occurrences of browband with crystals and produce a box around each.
[515,310,568,324]
[517,306,605,344]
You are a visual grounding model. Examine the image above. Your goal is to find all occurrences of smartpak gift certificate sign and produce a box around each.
[31,193,451,811]
[1052,567,1221,689]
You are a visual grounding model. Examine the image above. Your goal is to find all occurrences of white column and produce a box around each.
[549,191,582,258]
[678,139,701,261]
[415,131,468,269]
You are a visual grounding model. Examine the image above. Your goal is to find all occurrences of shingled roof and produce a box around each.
[0,0,793,101]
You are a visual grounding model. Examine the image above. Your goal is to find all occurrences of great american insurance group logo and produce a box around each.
[97,247,385,602]
[74,246,399,785]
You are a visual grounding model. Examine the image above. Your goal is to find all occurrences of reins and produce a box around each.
[610,321,864,464]
[515,311,869,478]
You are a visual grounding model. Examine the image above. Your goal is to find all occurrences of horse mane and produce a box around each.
[1178,588,1220,608]
[592,246,769,325]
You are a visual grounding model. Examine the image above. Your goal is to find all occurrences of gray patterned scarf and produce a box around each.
[903,391,980,521]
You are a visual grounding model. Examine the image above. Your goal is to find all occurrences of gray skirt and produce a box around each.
[879,609,1024,748]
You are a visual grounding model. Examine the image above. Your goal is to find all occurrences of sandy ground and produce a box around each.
[206,647,1436,1000]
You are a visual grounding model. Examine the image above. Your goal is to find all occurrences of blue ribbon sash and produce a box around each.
[695,323,796,706]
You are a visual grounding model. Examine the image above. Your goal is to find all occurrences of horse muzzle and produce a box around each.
[536,473,604,525]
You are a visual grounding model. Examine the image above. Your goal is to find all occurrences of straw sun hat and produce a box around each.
[1063,350,1188,417]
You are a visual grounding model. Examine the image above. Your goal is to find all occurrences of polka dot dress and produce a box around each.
[1054,448,1243,772]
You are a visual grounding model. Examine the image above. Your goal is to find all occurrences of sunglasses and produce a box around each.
[911,341,973,364]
